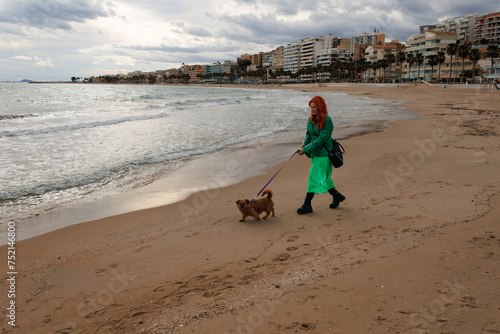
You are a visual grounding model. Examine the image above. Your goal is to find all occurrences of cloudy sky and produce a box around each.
[0,0,498,81]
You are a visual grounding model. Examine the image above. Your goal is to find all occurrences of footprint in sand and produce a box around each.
[273,253,291,262]
[133,245,151,253]
[287,235,299,242]
[286,244,310,252]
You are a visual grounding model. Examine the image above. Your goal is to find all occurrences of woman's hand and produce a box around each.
[298,145,305,155]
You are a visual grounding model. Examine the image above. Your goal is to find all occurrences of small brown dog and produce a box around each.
[236,189,275,222]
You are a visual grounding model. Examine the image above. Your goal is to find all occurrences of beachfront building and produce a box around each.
[420,24,437,34]
[284,35,346,70]
[301,37,328,68]
[237,53,252,66]
[434,14,479,43]
[405,30,458,81]
[203,61,235,83]
[251,52,263,67]
[281,34,353,81]
[299,36,329,81]
[284,40,301,74]
[262,51,274,68]
[314,47,351,81]
[352,30,385,60]
[406,30,457,56]
[186,66,204,83]
[271,46,284,70]
[364,41,406,82]
[474,11,500,43]
[316,47,351,66]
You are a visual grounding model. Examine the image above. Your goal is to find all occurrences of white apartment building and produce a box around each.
[316,48,350,66]
[284,41,301,73]
[352,30,385,49]
[262,51,273,68]
[435,13,479,42]
[300,36,331,68]
[406,30,464,81]
[285,34,348,73]
[406,30,457,57]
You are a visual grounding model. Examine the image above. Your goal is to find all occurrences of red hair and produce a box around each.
[309,96,328,129]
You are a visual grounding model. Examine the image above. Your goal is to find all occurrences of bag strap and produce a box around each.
[336,140,346,154]
[323,139,345,154]
[312,125,344,154]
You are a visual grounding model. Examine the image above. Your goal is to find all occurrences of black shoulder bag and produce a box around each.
[323,139,345,168]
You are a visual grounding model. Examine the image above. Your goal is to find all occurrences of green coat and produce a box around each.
[302,115,334,157]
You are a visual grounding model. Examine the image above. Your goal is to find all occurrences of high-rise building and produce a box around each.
[237,54,252,65]
[271,46,284,69]
[204,61,234,76]
[435,13,479,42]
[300,36,331,68]
[406,30,460,81]
[420,24,438,34]
[284,40,301,73]
[252,53,263,66]
[284,34,349,73]
[262,51,273,68]
[474,11,500,43]
[352,30,385,49]
[406,30,458,56]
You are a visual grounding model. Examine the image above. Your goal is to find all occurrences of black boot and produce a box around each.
[328,188,345,209]
[297,192,314,214]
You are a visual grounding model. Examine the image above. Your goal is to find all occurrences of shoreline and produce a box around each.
[2,84,499,333]
[1,87,413,245]
[3,119,392,245]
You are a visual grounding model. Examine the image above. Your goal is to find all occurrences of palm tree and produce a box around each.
[468,48,482,84]
[359,60,369,83]
[396,51,406,82]
[334,61,343,82]
[378,59,388,82]
[457,43,471,84]
[415,52,424,81]
[385,53,396,82]
[486,44,499,75]
[436,51,446,83]
[372,60,380,83]
[426,55,438,83]
[446,42,458,83]
[406,53,415,82]
[316,64,325,82]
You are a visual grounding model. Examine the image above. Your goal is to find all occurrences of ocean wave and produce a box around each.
[0,113,37,121]
[0,111,170,138]
[173,97,240,110]
[0,126,282,202]
[245,94,267,100]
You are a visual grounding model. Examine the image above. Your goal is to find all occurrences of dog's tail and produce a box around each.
[262,189,273,199]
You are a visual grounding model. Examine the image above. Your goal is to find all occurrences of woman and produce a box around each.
[297,95,345,214]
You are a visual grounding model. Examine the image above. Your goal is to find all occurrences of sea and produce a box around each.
[0,82,416,242]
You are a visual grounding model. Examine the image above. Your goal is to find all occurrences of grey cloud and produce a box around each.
[218,0,496,48]
[184,26,213,37]
[171,21,213,38]
[0,0,116,31]
[128,44,202,54]
[218,11,383,45]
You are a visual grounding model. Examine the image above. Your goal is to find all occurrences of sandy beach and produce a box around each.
[2,84,500,334]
